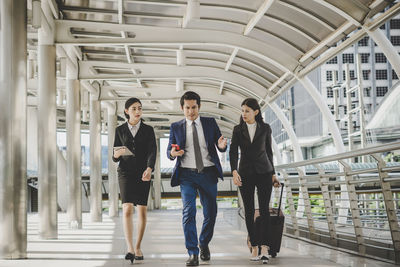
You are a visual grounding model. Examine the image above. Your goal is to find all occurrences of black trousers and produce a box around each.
[239,172,272,246]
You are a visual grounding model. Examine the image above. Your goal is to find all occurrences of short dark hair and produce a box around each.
[124,97,142,119]
[240,98,264,124]
[180,91,201,107]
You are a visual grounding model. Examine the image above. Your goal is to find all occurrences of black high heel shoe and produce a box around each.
[125,252,135,264]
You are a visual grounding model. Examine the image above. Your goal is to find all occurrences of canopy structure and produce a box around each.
[27,0,399,138]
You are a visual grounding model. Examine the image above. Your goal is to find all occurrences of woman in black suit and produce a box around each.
[229,98,280,264]
[112,97,157,264]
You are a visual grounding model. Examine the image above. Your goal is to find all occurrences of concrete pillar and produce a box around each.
[0,0,28,258]
[154,138,162,209]
[38,46,58,238]
[90,92,102,222]
[37,0,58,239]
[107,104,119,217]
[66,78,82,228]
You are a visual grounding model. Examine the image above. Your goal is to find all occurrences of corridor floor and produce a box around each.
[0,209,396,267]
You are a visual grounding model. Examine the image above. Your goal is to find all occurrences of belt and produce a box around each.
[180,166,215,173]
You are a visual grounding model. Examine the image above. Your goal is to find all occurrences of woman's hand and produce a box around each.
[170,146,184,157]
[142,167,152,181]
[232,170,242,186]
[272,174,280,187]
[114,148,126,158]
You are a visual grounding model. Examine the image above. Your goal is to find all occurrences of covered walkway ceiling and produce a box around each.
[28,0,399,136]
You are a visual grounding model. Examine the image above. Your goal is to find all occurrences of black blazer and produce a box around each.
[112,121,157,176]
[229,122,275,177]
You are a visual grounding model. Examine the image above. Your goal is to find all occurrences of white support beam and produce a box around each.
[182,0,199,28]
[244,0,275,35]
[313,0,361,27]
[368,28,400,79]
[219,81,224,94]
[225,48,239,71]
[47,0,59,19]
[298,2,400,77]
[300,21,353,63]
[55,20,293,73]
[298,76,344,152]
[118,0,124,24]
[79,62,269,98]
[81,80,100,96]
[176,78,184,92]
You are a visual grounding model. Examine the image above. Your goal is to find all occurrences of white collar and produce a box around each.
[128,120,141,129]
[246,121,257,128]
[186,116,201,126]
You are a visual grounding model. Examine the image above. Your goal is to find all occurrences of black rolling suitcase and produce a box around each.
[248,183,285,258]
[266,183,285,258]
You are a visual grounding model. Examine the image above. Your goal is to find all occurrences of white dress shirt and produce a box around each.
[181,117,214,168]
[246,122,257,143]
[128,120,141,138]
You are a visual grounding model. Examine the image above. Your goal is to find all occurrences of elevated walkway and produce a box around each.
[0,209,395,267]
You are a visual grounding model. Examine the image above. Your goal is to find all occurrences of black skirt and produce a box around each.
[118,170,151,206]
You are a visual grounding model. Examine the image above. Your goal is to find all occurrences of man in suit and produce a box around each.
[167,91,227,266]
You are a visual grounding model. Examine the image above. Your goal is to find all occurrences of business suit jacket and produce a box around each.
[167,116,227,187]
[229,121,275,177]
[112,121,157,177]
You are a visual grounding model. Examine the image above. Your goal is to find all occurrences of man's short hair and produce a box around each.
[180,91,201,107]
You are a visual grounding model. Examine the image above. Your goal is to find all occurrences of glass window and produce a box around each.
[326,70,333,81]
[375,53,387,63]
[376,69,387,80]
[343,70,355,80]
[327,87,334,98]
[364,87,371,97]
[390,19,400,29]
[392,69,398,80]
[358,36,369,46]
[376,86,388,97]
[360,53,369,63]
[390,36,400,46]
[362,69,370,80]
[342,53,354,63]
[326,56,337,64]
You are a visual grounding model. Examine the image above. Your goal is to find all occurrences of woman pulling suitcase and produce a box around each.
[229,98,280,264]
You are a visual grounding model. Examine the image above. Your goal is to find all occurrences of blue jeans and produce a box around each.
[179,168,218,256]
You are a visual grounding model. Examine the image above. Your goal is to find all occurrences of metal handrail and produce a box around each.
[275,141,400,170]
[274,141,400,264]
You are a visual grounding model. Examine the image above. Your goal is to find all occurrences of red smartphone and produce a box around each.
[171,144,180,151]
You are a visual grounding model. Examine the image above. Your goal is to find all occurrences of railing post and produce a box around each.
[281,170,299,237]
[371,154,400,264]
[338,160,365,255]
[315,164,337,247]
[297,168,316,241]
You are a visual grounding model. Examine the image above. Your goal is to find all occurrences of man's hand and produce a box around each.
[170,146,184,158]
[218,135,227,150]
[114,148,126,158]
[142,167,152,181]
[272,174,280,187]
[232,170,242,186]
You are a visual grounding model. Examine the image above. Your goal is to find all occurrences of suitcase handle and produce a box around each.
[277,182,284,214]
